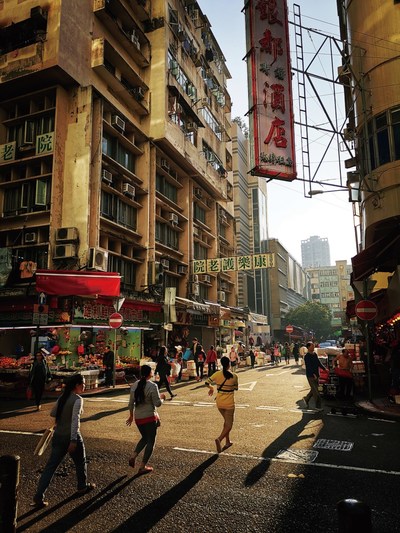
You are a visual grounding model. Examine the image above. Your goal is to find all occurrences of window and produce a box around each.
[100,191,137,230]
[7,115,54,148]
[102,133,135,173]
[376,112,390,166]
[109,255,135,288]
[194,204,206,224]
[156,173,178,203]
[3,179,50,215]
[392,109,400,160]
[155,222,179,249]
[194,242,207,260]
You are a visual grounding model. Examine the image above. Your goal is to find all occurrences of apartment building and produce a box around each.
[0,0,236,354]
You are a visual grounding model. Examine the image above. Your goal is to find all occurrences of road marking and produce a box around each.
[368,417,396,423]
[173,446,400,476]
[327,412,357,419]
[239,381,257,391]
[264,371,291,377]
[256,406,283,411]
[0,429,42,436]
[85,398,129,403]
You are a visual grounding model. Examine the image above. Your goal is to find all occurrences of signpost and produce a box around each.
[355,300,378,322]
[286,324,293,342]
[109,312,123,387]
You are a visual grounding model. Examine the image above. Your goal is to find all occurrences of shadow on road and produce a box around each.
[244,404,320,487]
[80,405,127,423]
[112,455,219,532]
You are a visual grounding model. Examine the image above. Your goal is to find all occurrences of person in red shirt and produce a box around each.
[206,345,218,377]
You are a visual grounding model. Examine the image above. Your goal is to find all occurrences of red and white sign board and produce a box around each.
[245,0,296,181]
[109,312,123,328]
[286,325,294,333]
[355,300,378,321]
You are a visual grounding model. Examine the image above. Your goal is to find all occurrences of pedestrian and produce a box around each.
[303,342,327,411]
[155,345,176,399]
[194,344,206,381]
[292,342,300,365]
[249,335,254,348]
[126,364,166,475]
[229,345,239,371]
[333,348,354,400]
[31,374,96,508]
[29,351,52,411]
[273,343,281,365]
[206,345,218,377]
[249,349,256,369]
[283,342,291,365]
[205,356,238,453]
[237,342,245,361]
[103,345,114,387]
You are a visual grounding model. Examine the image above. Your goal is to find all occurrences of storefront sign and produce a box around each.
[0,141,16,163]
[245,0,296,180]
[36,132,54,155]
[193,253,275,274]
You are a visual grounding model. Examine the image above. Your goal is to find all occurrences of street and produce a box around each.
[1,363,400,532]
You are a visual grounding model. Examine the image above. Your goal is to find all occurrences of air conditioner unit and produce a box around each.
[218,290,226,302]
[111,115,125,132]
[161,258,170,269]
[24,232,37,244]
[102,169,113,184]
[53,244,77,259]
[200,97,209,107]
[178,265,187,275]
[122,183,135,199]
[186,122,198,133]
[161,159,170,171]
[89,247,109,271]
[206,152,216,163]
[343,128,355,141]
[202,274,211,283]
[194,187,202,198]
[169,213,179,225]
[193,226,199,237]
[190,282,200,296]
[131,34,140,50]
[133,87,145,101]
[56,227,79,242]
[215,125,224,134]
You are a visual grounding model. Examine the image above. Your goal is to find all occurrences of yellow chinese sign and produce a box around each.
[0,141,16,163]
[36,132,54,155]
[193,253,275,274]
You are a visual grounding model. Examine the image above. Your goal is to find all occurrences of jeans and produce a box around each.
[305,376,322,408]
[208,362,216,377]
[135,422,157,464]
[34,433,87,502]
[105,367,113,386]
[32,379,45,407]
[157,374,173,396]
[196,362,204,379]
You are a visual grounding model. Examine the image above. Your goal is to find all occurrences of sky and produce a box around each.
[199,0,357,265]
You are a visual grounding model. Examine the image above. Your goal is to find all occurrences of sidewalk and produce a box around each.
[355,397,400,420]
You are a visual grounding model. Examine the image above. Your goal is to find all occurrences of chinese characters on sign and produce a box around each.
[0,141,16,163]
[192,253,275,274]
[36,132,54,155]
[245,0,296,180]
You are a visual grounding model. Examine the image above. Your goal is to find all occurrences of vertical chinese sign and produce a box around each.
[245,0,296,181]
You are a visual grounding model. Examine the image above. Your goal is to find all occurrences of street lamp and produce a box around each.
[308,186,359,202]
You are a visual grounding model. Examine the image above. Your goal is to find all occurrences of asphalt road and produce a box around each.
[1,363,400,532]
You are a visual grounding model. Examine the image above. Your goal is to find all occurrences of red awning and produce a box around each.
[35,270,121,297]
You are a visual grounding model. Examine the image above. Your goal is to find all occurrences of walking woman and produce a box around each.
[155,345,176,399]
[126,364,166,474]
[205,356,238,453]
[206,345,218,377]
[29,351,51,411]
[31,374,95,507]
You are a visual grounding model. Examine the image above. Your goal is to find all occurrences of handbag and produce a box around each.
[34,427,54,456]
[183,348,192,361]
[26,386,32,400]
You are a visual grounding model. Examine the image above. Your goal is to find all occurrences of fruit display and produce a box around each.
[0,357,19,369]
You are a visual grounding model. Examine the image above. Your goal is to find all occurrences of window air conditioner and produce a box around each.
[190,282,200,296]
[55,227,79,242]
[89,247,109,271]
[186,122,198,133]
[111,115,125,132]
[24,232,37,244]
[53,244,77,259]
[122,183,135,199]
[200,97,209,107]
[193,226,199,237]
[202,274,211,283]
[133,87,145,101]
[169,213,179,225]
[131,34,140,50]
[218,290,226,302]
[178,265,187,275]
[161,258,170,269]
[102,169,113,184]
[194,187,202,198]
[161,159,170,171]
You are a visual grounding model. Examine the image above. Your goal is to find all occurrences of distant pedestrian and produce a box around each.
[126,364,166,475]
[155,346,176,399]
[206,356,238,453]
[283,342,291,364]
[303,342,327,411]
[206,345,218,376]
[229,346,239,371]
[29,351,51,411]
[194,344,206,381]
[249,349,256,369]
[31,374,96,508]
[293,342,300,365]
[103,346,114,387]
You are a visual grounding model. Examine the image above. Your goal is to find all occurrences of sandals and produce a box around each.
[77,482,96,494]
[215,438,222,453]
[137,466,153,475]
[222,442,233,451]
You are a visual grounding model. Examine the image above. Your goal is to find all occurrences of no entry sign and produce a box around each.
[286,325,294,333]
[355,300,378,321]
[109,312,123,328]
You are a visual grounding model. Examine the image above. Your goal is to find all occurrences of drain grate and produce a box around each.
[276,448,319,463]
[313,439,354,451]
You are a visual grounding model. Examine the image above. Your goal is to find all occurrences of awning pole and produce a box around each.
[363,280,373,402]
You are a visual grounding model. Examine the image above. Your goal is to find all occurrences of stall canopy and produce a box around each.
[35,270,121,297]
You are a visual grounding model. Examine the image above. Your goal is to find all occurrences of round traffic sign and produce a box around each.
[109,312,123,329]
[355,300,378,321]
[286,325,294,333]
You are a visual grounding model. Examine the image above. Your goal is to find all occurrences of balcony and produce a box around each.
[91,38,149,115]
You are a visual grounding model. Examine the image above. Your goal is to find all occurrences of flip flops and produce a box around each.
[215,438,222,453]
[222,442,233,451]
[137,466,153,475]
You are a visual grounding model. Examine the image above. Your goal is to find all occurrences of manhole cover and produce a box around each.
[313,439,354,451]
[276,448,319,463]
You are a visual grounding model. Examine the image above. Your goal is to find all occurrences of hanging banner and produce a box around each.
[245,0,296,180]
[36,270,121,297]
[192,253,275,275]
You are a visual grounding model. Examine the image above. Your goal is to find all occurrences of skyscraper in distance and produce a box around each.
[301,236,331,268]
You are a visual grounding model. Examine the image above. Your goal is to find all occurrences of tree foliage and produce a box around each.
[285,301,333,341]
